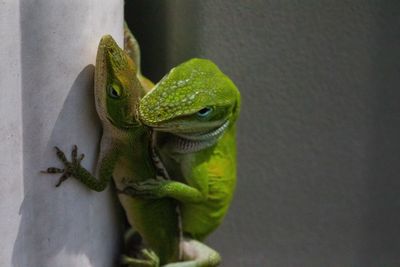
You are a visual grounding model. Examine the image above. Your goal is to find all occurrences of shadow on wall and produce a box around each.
[14,63,124,266]
[11,63,123,266]
[13,1,123,266]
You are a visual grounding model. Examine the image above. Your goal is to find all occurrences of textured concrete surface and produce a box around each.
[126,1,400,266]
[0,1,124,266]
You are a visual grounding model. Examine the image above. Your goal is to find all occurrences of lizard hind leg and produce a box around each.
[163,239,221,267]
[121,229,160,267]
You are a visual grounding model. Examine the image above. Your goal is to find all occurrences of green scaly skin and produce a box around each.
[42,35,180,266]
[123,26,232,267]
[124,58,240,266]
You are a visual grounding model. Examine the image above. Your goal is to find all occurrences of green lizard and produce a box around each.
[123,26,235,266]
[124,58,241,266]
[42,35,180,266]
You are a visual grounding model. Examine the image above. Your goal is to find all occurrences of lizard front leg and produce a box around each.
[42,145,120,192]
[121,178,206,204]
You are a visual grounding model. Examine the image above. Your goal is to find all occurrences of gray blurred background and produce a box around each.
[125,1,400,266]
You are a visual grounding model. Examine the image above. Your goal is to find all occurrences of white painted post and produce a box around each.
[0,1,124,266]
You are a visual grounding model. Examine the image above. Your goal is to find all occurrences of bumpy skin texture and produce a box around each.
[43,35,180,266]
[140,59,238,126]
[127,58,240,265]
[141,58,240,239]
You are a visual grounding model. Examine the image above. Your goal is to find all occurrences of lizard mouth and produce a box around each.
[166,120,230,153]
[174,120,230,141]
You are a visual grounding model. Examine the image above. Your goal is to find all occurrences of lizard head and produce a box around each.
[94,35,141,130]
[139,58,240,136]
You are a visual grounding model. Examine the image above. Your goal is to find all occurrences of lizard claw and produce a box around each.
[141,249,160,266]
[121,248,160,267]
[42,145,85,187]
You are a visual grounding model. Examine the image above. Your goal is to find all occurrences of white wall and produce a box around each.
[0,1,124,266]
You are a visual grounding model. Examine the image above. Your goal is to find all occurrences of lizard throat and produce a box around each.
[169,120,230,153]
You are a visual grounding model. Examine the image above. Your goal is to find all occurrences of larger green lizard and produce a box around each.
[42,35,180,266]
[124,58,241,266]
[123,27,226,266]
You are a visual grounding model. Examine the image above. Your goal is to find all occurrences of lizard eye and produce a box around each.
[197,107,213,117]
[108,84,121,99]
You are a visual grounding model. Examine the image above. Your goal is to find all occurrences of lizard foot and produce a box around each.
[41,145,85,187]
[121,248,160,267]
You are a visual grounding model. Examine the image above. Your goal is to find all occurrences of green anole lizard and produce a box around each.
[123,26,235,267]
[42,35,180,266]
[124,58,241,266]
